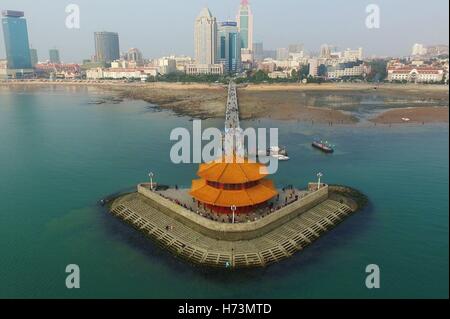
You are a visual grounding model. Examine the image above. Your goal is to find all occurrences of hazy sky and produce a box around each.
[0,0,448,63]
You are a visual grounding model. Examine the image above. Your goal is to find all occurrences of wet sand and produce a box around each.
[1,81,448,124]
[100,82,450,124]
[370,107,449,124]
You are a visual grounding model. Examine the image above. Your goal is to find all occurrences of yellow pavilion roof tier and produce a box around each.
[190,179,277,208]
[197,155,269,184]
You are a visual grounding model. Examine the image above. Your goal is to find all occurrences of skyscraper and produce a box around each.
[194,8,217,65]
[253,42,264,61]
[217,21,241,74]
[29,48,38,66]
[320,44,331,58]
[94,31,120,63]
[236,0,253,51]
[49,49,60,64]
[1,10,32,69]
[237,0,254,63]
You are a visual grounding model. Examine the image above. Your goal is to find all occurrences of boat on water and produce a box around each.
[258,146,288,156]
[258,146,290,161]
[257,146,290,160]
[312,141,334,154]
[272,154,290,161]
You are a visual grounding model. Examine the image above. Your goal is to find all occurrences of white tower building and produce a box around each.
[194,8,218,65]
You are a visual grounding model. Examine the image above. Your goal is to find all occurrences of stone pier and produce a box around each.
[108,184,360,268]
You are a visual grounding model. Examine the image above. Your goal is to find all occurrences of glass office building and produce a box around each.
[49,49,60,64]
[1,10,32,69]
[94,31,120,63]
[236,0,253,51]
[253,42,264,61]
[217,22,241,74]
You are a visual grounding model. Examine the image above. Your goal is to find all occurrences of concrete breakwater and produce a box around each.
[108,183,364,268]
[136,183,329,241]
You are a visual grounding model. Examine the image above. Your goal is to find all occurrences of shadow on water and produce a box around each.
[97,190,375,286]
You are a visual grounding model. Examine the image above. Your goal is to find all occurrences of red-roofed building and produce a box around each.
[387,65,445,83]
[35,63,81,79]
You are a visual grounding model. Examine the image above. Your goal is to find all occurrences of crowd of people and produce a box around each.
[152,184,311,224]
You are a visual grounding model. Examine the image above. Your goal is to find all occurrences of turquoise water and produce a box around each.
[0,86,448,298]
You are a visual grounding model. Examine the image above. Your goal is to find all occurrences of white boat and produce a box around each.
[258,146,288,156]
[272,154,290,161]
[401,117,411,122]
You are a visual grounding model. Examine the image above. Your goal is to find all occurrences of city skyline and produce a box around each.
[0,0,448,63]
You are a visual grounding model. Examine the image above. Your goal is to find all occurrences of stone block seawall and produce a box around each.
[137,184,329,241]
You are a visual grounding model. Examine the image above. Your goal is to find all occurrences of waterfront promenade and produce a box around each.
[155,186,309,224]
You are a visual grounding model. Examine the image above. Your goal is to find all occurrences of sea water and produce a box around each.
[0,86,448,298]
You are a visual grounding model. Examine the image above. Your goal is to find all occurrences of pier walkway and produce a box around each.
[224,81,245,155]
[225,81,240,131]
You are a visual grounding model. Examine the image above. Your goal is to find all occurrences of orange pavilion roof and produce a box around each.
[190,179,277,208]
[197,155,269,184]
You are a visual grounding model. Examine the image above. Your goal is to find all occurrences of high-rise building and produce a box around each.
[253,42,264,61]
[237,0,254,51]
[320,44,331,58]
[194,8,217,65]
[126,48,143,66]
[217,21,241,74]
[29,48,38,66]
[94,31,120,63]
[49,49,60,64]
[276,48,289,60]
[289,44,304,54]
[1,10,32,69]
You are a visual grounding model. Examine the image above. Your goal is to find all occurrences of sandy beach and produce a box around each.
[1,80,448,124]
[370,106,449,124]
